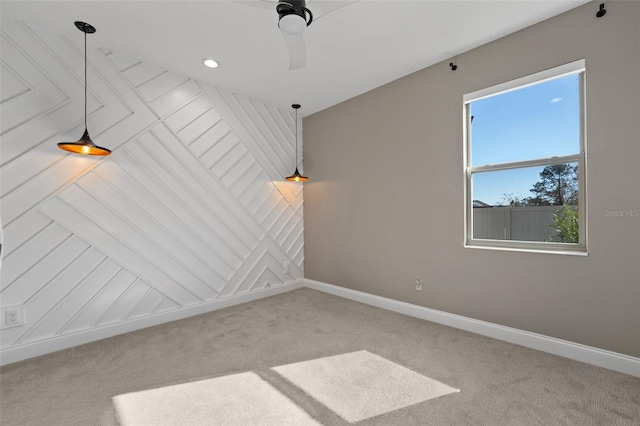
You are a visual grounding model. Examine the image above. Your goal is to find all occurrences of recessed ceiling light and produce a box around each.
[202,58,219,69]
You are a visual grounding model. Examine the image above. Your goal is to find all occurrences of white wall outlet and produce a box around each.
[415,279,423,291]
[283,261,291,274]
[2,306,25,328]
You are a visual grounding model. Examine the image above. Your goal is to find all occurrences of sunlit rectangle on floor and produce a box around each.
[112,371,321,426]
[273,350,459,423]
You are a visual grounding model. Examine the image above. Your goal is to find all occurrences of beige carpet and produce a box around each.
[1,288,639,425]
[112,372,321,426]
[273,350,459,423]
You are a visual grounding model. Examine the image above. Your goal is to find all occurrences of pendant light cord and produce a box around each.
[295,107,298,167]
[84,30,88,130]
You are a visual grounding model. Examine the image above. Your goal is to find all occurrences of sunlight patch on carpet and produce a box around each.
[273,350,459,423]
[112,372,321,426]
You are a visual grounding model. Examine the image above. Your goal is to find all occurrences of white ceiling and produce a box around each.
[1,0,590,116]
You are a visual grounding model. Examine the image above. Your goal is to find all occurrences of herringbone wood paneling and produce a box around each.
[0,19,304,362]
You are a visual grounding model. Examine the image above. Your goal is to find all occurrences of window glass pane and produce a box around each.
[470,74,580,166]
[472,163,579,243]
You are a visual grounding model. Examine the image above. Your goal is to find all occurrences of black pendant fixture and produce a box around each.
[58,21,111,156]
[285,104,308,182]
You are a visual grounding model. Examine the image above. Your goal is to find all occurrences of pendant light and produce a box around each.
[285,104,308,182]
[57,21,111,156]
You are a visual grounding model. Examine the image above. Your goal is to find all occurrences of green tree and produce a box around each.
[496,164,579,207]
[528,164,578,206]
[547,206,579,243]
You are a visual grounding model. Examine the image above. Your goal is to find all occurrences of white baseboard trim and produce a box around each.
[0,281,303,366]
[304,279,640,378]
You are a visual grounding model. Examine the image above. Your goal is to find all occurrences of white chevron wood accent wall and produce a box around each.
[0,19,305,364]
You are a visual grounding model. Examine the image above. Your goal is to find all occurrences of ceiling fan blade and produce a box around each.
[282,31,306,70]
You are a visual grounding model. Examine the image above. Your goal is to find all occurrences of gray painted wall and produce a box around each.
[304,2,639,357]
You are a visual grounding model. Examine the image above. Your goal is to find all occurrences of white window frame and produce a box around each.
[463,59,587,255]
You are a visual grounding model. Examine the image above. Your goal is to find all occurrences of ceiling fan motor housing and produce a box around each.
[277,0,313,34]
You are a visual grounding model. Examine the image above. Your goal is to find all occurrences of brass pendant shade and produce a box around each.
[285,167,308,182]
[58,21,111,156]
[58,129,111,156]
[285,104,308,182]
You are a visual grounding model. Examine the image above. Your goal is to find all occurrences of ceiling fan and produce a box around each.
[244,0,357,70]
[277,0,313,70]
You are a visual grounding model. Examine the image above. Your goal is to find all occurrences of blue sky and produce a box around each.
[470,74,580,205]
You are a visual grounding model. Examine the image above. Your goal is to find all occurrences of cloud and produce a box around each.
[550,97,563,104]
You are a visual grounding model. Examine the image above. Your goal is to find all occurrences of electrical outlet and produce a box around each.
[6,310,18,324]
[2,306,25,328]
[415,279,423,291]
[283,261,291,274]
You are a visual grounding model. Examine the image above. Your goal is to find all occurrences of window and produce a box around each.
[464,60,586,253]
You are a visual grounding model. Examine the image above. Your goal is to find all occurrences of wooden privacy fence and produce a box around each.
[473,205,575,242]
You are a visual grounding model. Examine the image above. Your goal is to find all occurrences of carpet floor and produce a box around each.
[1,288,638,425]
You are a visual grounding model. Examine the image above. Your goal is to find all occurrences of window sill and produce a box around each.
[465,241,588,256]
